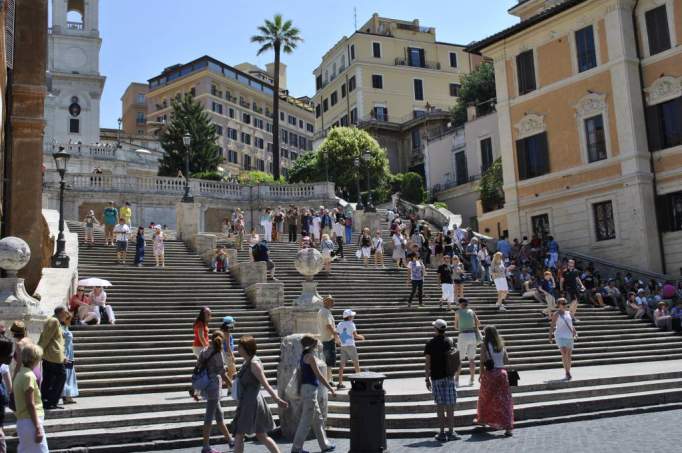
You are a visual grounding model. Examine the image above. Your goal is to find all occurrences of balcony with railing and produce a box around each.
[66,21,84,31]
[394,57,441,70]
[239,98,251,109]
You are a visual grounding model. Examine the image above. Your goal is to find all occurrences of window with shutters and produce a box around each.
[516,50,536,95]
[413,79,424,101]
[331,91,338,106]
[480,137,493,173]
[240,132,251,145]
[516,132,549,180]
[372,74,383,89]
[316,75,323,91]
[584,115,607,162]
[408,47,425,67]
[657,191,682,232]
[645,5,671,56]
[242,113,251,124]
[323,99,329,112]
[372,42,381,58]
[531,214,551,239]
[350,108,358,125]
[575,25,597,72]
[69,118,80,134]
[348,76,356,92]
[215,125,223,136]
[350,44,355,60]
[316,105,321,118]
[593,201,616,241]
[281,130,288,144]
[455,151,468,185]
[243,154,252,170]
[341,83,347,98]
[449,83,461,97]
[373,106,388,121]
[340,115,349,127]
[646,97,682,151]
[449,52,458,68]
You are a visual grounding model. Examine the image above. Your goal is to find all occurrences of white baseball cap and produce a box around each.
[432,319,447,330]
[342,309,356,318]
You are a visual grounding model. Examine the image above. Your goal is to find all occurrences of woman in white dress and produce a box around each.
[491,252,509,311]
[392,231,406,268]
[311,212,322,245]
[260,209,273,242]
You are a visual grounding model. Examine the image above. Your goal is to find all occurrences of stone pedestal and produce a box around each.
[353,211,382,234]
[175,202,202,242]
[270,305,320,337]
[277,334,329,441]
[294,280,322,307]
[192,233,217,265]
[225,248,239,266]
[245,282,284,310]
[230,261,266,288]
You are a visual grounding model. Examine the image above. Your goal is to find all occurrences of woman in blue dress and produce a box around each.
[62,312,79,404]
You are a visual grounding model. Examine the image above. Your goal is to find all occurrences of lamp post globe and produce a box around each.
[182,132,193,202]
[52,147,71,268]
[354,157,363,210]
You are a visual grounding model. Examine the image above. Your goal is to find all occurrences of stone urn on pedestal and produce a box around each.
[291,247,324,334]
[0,237,49,335]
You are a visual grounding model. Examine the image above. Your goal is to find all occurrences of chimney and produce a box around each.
[266,62,287,91]
[467,104,477,122]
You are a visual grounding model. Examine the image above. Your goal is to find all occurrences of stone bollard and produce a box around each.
[277,334,328,441]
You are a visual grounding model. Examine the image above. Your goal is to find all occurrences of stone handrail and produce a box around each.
[393,194,462,231]
[561,249,678,283]
[60,173,336,202]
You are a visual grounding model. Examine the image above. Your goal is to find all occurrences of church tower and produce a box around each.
[45,0,106,146]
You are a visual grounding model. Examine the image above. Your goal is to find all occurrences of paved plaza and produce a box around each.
[152,408,682,453]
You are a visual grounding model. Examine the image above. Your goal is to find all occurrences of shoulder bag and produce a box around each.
[191,348,219,392]
[445,338,461,377]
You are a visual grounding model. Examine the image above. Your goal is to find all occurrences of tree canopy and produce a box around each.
[450,61,496,126]
[288,127,391,199]
[158,93,222,177]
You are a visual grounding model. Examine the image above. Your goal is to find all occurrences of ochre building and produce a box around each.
[312,13,481,175]
[469,0,682,274]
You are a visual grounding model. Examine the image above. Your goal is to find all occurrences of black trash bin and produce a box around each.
[347,371,388,453]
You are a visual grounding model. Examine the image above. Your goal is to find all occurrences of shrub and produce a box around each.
[191,171,223,181]
[400,172,426,204]
[479,157,505,212]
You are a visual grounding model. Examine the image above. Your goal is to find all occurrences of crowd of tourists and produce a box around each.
[0,307,79,452]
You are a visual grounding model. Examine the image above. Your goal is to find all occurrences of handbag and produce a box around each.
[355,249,362,259]
[507,368,520,387]
[191,349,218,392]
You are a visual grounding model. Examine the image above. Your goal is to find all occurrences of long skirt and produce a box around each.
[475,368,514,430]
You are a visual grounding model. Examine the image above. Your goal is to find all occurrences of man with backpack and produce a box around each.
[424,318,460,442]
[252,239,277,281]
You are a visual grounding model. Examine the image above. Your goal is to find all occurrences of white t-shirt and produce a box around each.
[317,307,335,342]
[113,224,130,241]
[336,320,357,347]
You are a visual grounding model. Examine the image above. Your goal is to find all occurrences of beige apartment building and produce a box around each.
[312,14,480,174]
[469,0,682,274]
[145,56,315,177]
[121,82,149,136]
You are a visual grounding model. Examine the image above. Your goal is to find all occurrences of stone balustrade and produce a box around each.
[58,173,336,202]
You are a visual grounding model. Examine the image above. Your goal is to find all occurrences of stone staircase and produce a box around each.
[3,213,682,451]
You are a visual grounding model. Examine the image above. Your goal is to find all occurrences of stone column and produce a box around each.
[5,0,49,293]
[277,334,328,441]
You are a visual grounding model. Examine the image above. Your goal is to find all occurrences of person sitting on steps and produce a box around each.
[211,247,229,272]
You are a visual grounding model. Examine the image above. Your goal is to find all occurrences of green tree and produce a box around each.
[251,14,302,181]
[451,60,496,126]
[158,93,222,177]
[238,170,282,185]
[400,172,426,204]
[288,127,391,201]
[478,157,505,212]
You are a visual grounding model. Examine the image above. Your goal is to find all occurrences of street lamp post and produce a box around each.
[182,133,193,202]
[51,147,71,268]
[362,150,375,212]
[354,157,363,210]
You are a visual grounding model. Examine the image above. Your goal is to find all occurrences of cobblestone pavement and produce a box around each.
[156,408,682,453]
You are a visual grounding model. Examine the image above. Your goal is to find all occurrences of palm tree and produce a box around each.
[251,14,302,181]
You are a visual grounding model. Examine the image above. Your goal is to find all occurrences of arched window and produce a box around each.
[66,0,84,30]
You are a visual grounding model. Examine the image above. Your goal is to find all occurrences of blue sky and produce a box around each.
[98,0,518,128]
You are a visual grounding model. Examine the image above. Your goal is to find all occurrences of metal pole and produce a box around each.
[51,175,70,267]
[365,164,374,211]
[182,143,193,202]
[355,163,363,210]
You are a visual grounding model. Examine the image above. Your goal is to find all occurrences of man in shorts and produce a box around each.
[437,255,455,311]
[424,318,460,442]
[560,259,585,322]
[102,201,118,246]
[454,298,480,387]
[317,295,340,384]
[252,239,277,281]
[113,218,130,264]
[335,309,364,390]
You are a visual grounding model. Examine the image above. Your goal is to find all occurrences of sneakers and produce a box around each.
[321,444,337,452]
[498,305,507,311]
[435,432,448,442]
[448,432,461,441]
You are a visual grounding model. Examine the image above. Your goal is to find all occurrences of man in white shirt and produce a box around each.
[336,309,364,390]
[113,218,131,264]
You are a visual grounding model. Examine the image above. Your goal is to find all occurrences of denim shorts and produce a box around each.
[322,340,336,367]
[556,336,574,349]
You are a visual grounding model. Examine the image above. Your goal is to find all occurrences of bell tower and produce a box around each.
[44,0,106,146]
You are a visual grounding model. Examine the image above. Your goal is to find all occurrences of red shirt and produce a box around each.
[69,294,91,312]
[193,321,209,347]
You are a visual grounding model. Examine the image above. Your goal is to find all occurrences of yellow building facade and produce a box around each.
[121,82,148,137]
[146,56,315,177]
[469,0,682,274]
[312,14,480,174]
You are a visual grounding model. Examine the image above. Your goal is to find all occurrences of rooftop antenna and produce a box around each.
[354,6,357,30]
